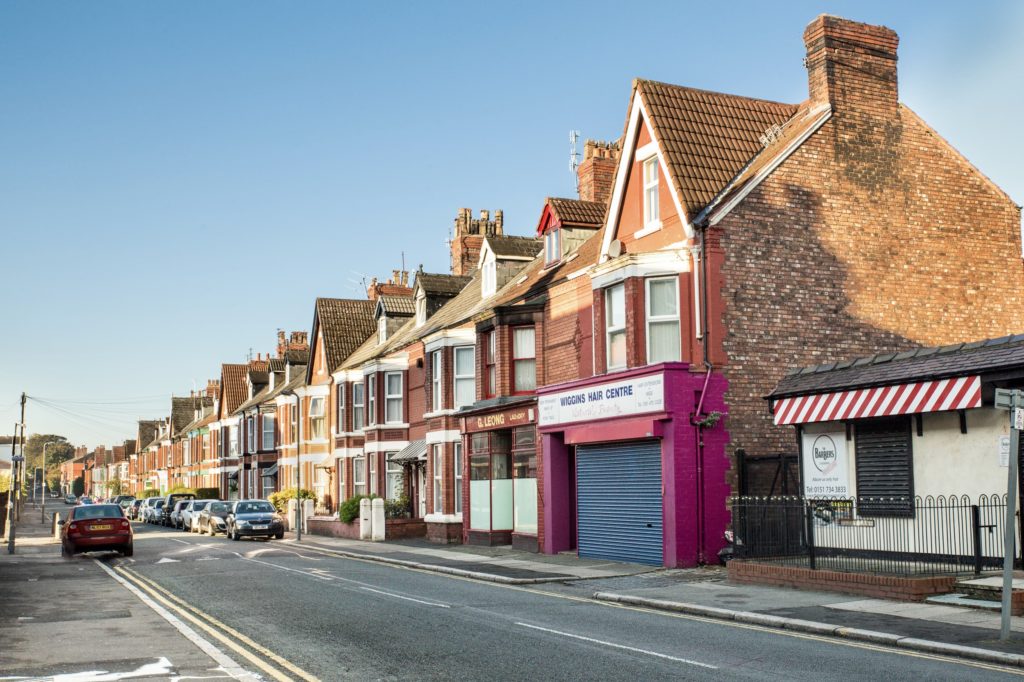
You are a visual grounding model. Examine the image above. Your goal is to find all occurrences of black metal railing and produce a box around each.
[730,494,1019,576]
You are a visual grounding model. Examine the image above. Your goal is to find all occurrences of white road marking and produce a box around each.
[93,561,258,681]
[156,557,180,564]
[515,622,717,669]
[359,586,450,608]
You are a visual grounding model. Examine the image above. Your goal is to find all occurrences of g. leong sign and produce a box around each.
[801,430,849,497]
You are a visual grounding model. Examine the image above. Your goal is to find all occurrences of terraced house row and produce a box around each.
[106,16,1024,566]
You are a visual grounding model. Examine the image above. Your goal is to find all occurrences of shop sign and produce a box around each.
[538,374,664,426]
[465,407,534,433]
[801,430,850,497]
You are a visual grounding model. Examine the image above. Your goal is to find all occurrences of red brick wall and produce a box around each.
[728,561,956,602]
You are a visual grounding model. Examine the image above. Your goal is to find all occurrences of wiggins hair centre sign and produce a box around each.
[538,374,665,427]
[801,430,850,497]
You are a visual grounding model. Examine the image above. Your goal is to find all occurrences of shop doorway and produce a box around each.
[576,440,663,565]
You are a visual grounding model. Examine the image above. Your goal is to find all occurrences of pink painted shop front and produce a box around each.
[537,363,729,567]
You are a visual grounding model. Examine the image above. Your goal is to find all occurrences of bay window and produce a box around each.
[454,346,475,408]
[513,327,536,392]
[336,384,345,433]
[229,425,238,456]
[385,372,403,423]
[369,454,378,495]
[485,332,497,398]
[646,276,681,363]
[454,441,463,515]
[353,457,366,497]
[432,444,443,513]
[386,454,402,501]
[431,351,442,411]
[367,376,376,426]
[352,382,364,430]
[309,397,325,439]
[262,414,275,451]
[605,283,626,369]
[246,417,255,453]
[643,156,660,227]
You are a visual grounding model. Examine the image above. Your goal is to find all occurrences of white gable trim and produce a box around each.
[706,104,832,226]
[600,94,693,263]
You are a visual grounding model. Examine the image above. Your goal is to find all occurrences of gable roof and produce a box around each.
[769,334,1024,399]
[377,294,416,317]
[414,272,472,297]
[547,197,606,228]
[311,298,377,374]
[219,364,249,418]
[484,235,542,260]
[171,396,211,437]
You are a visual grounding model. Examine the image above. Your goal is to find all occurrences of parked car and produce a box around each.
[113,495,136,508]
[169,500,190,529]
[145,499,166,524]
[77,496,94,505]
[59,503,133,558]
[182,499,215,533]
[227,500,285,541]
[63,494,77,505]
[138,497,161,522]
[196,501,231,536]
[160,493,196,526]
[126,499,144,520]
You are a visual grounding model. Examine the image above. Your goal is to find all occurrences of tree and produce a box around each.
[72,475,85,497]
[23,434,74,473]
[106,478,125,496]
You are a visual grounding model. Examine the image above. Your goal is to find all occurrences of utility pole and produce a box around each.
[7,393,26,554]
[41,441,56,524]
[995,388,1022,641]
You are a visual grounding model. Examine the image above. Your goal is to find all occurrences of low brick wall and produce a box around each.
[307,516,426,541]
[728,561,957,601]
[426,521,463,544]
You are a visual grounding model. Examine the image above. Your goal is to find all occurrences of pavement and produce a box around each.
[5,502,1024,677]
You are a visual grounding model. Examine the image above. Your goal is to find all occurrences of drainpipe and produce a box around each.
[690,225,715,564]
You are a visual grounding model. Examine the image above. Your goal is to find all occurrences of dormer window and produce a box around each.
[544,228,561,265]
[482,254,497,298]
[643,156,660,227]
[378,316,387,344]
[415,291,427,327]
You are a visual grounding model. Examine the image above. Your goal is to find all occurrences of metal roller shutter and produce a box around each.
[576,440,663,565]
[855,416,914,516]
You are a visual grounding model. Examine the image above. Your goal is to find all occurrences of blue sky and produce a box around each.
[1,1,1022,448]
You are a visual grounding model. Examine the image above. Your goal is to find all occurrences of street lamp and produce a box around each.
[41,441,57,524]
[281,389,302,541]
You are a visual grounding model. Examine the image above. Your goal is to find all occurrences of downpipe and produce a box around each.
[690,226,715,565]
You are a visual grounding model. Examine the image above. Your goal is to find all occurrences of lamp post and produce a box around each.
[282,390,302,541]
[41,441,56,524]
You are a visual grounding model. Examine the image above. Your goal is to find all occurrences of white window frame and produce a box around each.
[545,229,561,265]
[453,441,463,515]
[645,276,681,364]
[453,346,475,409]
[431,350,442,411]
[432,444,443,514]
[352,382,365,431]
[386,455,403,501]
[336,383,345,434]
[309,396,326,440]
[229,425,238,457]
[262,414,275,451]
[353,457,366,497]
[643,156,660,228]
[369,454,377,496]
[415,291,427,327]
[605,283,626,370]
[246,417,256,453]
[512,326,536,393]
[482,255,497,297]
[367,376,377,426]
[385,371,403,424]
[183,439,191,466]
[378,316,387,344]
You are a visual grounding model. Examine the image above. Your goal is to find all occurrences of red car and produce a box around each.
[60,503,133,558]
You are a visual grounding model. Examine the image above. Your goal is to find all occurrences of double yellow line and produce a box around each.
[115,565,319,682]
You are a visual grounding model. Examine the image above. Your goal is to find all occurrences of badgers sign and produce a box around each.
[801,430,849,496]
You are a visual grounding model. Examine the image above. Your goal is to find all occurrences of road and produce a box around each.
[55,519,1018,681]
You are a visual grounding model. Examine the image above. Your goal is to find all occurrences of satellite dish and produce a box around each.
[608,239,623,258]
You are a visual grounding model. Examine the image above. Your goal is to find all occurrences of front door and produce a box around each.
[418,465,426,518]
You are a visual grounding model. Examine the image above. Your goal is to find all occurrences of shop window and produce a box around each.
[605,284,626,369]
[309,397,325,439]
[454,441,463,515]
[353,457,366,497]
[431,350,442,411]
[469,432,513,532]
[643,156,660,227]
[513,327,536,393]
[336,384,345,433]
[485,332,497,398]
[646,277,680,363]
[385,372,403,423]
[433,444,443,513]
[352,382,364,431]
[512,426,537,535]
[367,376,377,426]
[855,416,914,517]
[262,415,275,451]
[454,346,475,409]
[386,454,402,501]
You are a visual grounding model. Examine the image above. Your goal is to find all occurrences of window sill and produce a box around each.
[634,220,662,239]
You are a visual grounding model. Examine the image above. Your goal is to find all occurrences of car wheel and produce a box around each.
[122,543,133,557]
[274,531,284,540]
[230,526,240,541]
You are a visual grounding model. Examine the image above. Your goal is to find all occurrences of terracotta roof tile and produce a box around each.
[219,364,249,418]
[547,197,606,227]
[636,79,798,218]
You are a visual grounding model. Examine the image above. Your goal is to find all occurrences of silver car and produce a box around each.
[181,499,216,532]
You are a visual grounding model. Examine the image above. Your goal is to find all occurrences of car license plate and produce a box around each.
[253,525,268,530]
[91,524,112,531]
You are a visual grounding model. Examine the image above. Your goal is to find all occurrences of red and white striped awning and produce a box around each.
[773,376,982,426]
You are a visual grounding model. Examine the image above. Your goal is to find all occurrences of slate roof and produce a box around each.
[268,357,285,373]
[415,272,472,297]
[769,334,1024,399]
[486,235,542,260]
[314,298,377,372]
[283,349,309,365]
[378,295,416,317]
[548,197,606,227]
[171,396,211,437]
[635,79,798,219]
[137,419,163,450]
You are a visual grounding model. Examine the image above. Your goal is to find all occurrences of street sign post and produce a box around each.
[994,388,1023,641]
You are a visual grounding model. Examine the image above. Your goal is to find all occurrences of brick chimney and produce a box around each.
[367,272,413,301]
[276,331,309,356]
[205,379,220,399]
[804,15,899,114]
[450,208,504,276]
[577,140,620,205]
